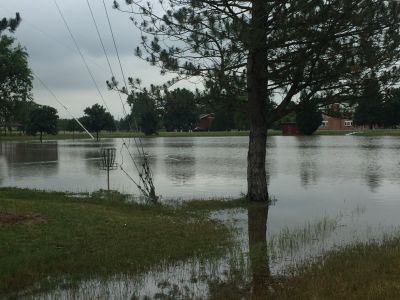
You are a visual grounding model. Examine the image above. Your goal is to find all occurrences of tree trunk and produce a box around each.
[40,131,43,143]
[96,131,99,141]
[246,0,268,202]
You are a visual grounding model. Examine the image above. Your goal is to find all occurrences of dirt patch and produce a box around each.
[0,212,46,225]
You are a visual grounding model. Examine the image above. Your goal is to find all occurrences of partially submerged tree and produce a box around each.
[0,13,33,135]
[26,105,59,142]
[81,104,115,141]
[128,90,160,135]
[115,0,400,202]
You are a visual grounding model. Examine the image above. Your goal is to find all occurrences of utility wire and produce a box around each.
[85,0,142,163]
[34,72,95,140]
[83,0,155,197]
[0,4,107,73]
[53,0,114,116]
[99,0,156,195]
[102,0,154,170]
[102,0,129,91]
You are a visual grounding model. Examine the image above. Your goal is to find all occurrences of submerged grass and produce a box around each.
[273,237,400,299]
[0,188,232,297]
[3,187,400,299]
[268,214,342,259]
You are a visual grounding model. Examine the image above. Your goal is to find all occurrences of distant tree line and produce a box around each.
[121,87,252,135]
[57,80,400,138]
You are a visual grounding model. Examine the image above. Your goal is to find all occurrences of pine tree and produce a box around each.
[114,0,400,202]
[354,76,384,129]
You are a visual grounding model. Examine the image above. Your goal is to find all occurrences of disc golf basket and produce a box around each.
[100,147,118,191]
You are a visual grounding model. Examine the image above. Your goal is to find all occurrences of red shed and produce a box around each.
[282,122,299,135]
[194,113,215,131]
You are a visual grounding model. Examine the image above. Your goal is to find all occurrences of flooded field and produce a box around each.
[2,135,400,298]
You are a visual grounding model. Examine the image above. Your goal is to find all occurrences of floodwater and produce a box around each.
[2,136,400,298]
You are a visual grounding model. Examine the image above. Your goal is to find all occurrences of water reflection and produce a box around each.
[248,204,270,298]
[0,142,58,164]
[358,138,383,192]
[165,155,196,184]
[0,157,6,185]
[84,150,103,175]
[296,137,321,188]
[163,138,196,184]
[1,136,400,199]
[0,142,59,178]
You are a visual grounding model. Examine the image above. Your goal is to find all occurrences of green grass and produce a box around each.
[0,188,232,297]
[353,129,400,136]
[3,129,400,142]
[3,187,400,298]
[0,131,142,141]
[316,129,400,136]
[272,238,400,299]
[0,130,283,141]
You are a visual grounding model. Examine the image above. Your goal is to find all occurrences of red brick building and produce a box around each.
[319,114,356,131]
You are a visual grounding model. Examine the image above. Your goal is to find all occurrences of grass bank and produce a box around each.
[0,130,282,141]
[0,188,232,297]
[0,131,251,141]
[2,129,400,142]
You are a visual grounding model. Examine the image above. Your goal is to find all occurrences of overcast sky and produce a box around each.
[1,0,195,118]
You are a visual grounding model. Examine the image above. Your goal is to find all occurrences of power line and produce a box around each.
[53,0,114,116]
[83,0,154,196]
[96,0,156,193]
[86,0,129,117]
[0,3,107,73]
[85,0,143,163]
[34,72,95,140]
[101,0,151,167]
[102,0,129,92]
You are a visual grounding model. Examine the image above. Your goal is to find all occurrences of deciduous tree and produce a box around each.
[81,104,115,141]
[128,91,160,135]
[0,13,33,135]
[26,105,58,142]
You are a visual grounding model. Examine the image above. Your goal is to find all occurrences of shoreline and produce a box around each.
[1,129,400,142]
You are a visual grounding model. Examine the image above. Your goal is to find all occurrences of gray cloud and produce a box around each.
[1,0,190,118]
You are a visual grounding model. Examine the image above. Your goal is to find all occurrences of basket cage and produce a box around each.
[100,147,118,170]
